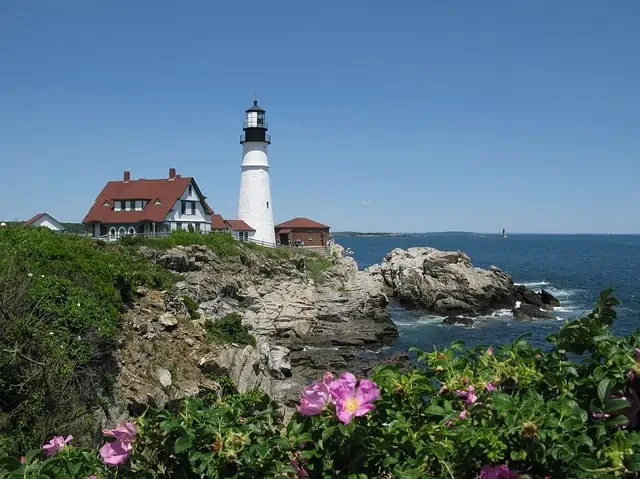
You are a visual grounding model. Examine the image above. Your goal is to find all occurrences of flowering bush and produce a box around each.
[3,289,640,478]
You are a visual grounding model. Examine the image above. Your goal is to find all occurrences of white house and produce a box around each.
[24,213,66,232]
[83,168,213,240]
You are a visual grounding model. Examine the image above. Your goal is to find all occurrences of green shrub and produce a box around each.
[125,231,239,257]
[181,295,201,319]
[6,271,640,478]
[205,313,256,347]
[0,226,177,455]
[305,256,333,284]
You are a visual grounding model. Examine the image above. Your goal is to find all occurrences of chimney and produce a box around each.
[169,168,176,180]
[123,170,131,182]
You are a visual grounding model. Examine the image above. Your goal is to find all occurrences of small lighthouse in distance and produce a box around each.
[237,100,276,245]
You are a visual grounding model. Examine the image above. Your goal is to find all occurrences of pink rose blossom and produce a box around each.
[20,457,25,464]
[99,422,137,467]
[486,382,497,392]
[329,372,380,425]
[99,440,133,466]
[456,385,478,405]
[290,459,309,478]
[458,409,467,419]
[296,373,334,416]
[479,464,518,479]
[42,435,73,457]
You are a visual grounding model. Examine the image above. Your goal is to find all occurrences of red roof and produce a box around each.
[225,219,255,231]
[83,172,212,224]
[275,217,329,229]
[211,214,227,230]
[24,213,48,225]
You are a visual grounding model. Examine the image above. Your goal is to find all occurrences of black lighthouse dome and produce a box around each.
[241,100,271,144]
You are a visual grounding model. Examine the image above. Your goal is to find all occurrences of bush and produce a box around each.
[6,283,640,478]
[124,231,239,257]
[305,256,333,284]
[0,226,176,455]
[181,296,200,319]
[205,313,256,347]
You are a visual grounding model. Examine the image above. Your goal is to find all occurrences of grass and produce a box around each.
[182,296,201,319]
[205,313,256,347]
[305,256,334,284]
[119,231,240,257]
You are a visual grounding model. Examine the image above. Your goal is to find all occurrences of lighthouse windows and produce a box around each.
[266,201,269,209]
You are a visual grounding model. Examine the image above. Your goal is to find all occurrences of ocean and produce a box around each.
[333,233,640,352]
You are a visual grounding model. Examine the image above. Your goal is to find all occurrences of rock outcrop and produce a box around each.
[111,243,398,419]
[367,247,559,322]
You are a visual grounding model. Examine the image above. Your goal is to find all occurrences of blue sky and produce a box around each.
[1,1,639,233]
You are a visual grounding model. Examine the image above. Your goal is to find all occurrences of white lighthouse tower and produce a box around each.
[237,100,276,245]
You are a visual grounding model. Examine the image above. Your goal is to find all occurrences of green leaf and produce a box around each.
[174,435,193,454]
[627,454,640,471]
[605,414,629,427]
[0,457,21,473]
[424,404,445,416]
[597,379,611,404]
[321,426,336,442]
[604,398,629,413]
[577,457,600,471]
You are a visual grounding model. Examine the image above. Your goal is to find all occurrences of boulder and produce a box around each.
[155,368,172,388]
[443,316,475,326]
[157,312,178,330]
[540,289,561,307]
[513,303,555,320]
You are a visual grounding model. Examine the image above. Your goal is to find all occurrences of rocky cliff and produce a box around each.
[110,243,397,421]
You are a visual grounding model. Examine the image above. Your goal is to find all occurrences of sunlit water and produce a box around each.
[334,233,640,352]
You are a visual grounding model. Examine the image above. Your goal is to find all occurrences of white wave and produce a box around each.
[489,309,514,318]
[544,287,582,299]
[515,281,550,287]
[554,306,579,313]
[302,346,339,351]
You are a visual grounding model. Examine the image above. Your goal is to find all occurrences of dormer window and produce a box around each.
[114,201,122,211]
[154,199,162,205]
[102,201,110,207]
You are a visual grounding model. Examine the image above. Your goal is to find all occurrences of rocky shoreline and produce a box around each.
[108,242,559,423]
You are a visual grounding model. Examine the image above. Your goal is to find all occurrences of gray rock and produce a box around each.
[158,312,178,330]
[513,303,555,320]
[540,289,561,307]
[156,368,172,388]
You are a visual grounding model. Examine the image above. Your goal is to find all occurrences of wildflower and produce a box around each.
[42,435,73,456]
[486,346,494,355]
[329,372,380,425]
[458,409,467,419]
[99,422,136,466]
[28,273,33,277]
[290,459,309,478]
[456,385,478,405]
[439,385,448,394]
[479,464,518,479]
[20,457,25,464]
[297,372,334,416]
[592,411,611,419]
[486,382,497,392]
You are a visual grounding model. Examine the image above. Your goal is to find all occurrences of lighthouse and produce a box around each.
[237,100,276,245]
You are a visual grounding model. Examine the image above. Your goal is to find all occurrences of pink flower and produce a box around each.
[456,385,478,405]
[99,440,133,466]
[479,464,518,479]
[487,347,494,356]
[42,435,73,456]
[102,422,136,442]
[329,372,380,425]
[458,408,467,419]
[99,422,137,467]
[20,457,25,464]
[592,411,611,419]
[486,382,497,392]
[88,476,96,479]
[297,373,334,416]
[290,459,309,478]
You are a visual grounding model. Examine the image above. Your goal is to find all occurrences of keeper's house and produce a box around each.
[83,168,213,240]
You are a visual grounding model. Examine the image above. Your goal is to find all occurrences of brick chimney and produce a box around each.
[123,170,131,182]
[169,168,176,180]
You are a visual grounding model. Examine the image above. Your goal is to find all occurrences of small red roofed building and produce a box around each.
[224,219,256,242]
[274,217,330,247]
[24,213,66,232]
[83,168,213,240]
[211,213,228,232]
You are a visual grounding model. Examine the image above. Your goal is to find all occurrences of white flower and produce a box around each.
[41,275,45,278]
[76,302,81,307]
[49,332,54,335]
[28,273,33,277]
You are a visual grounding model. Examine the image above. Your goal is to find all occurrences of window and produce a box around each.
[118,227,126,238]
[196,222,201,232]
[188,184,193,196]
[266,201,269,209]
[108,227,116,239]
[126,200,132,211]
[176,222,182,231]
[114,201,122,211]
[181,200,196,215]
[181,201,186,215]
[135,200,142,211]
[128,227,136,235]
[190,201,195,215]
[239,231,248,241]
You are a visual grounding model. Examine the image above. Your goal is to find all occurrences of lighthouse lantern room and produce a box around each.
[237,100,276,246]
